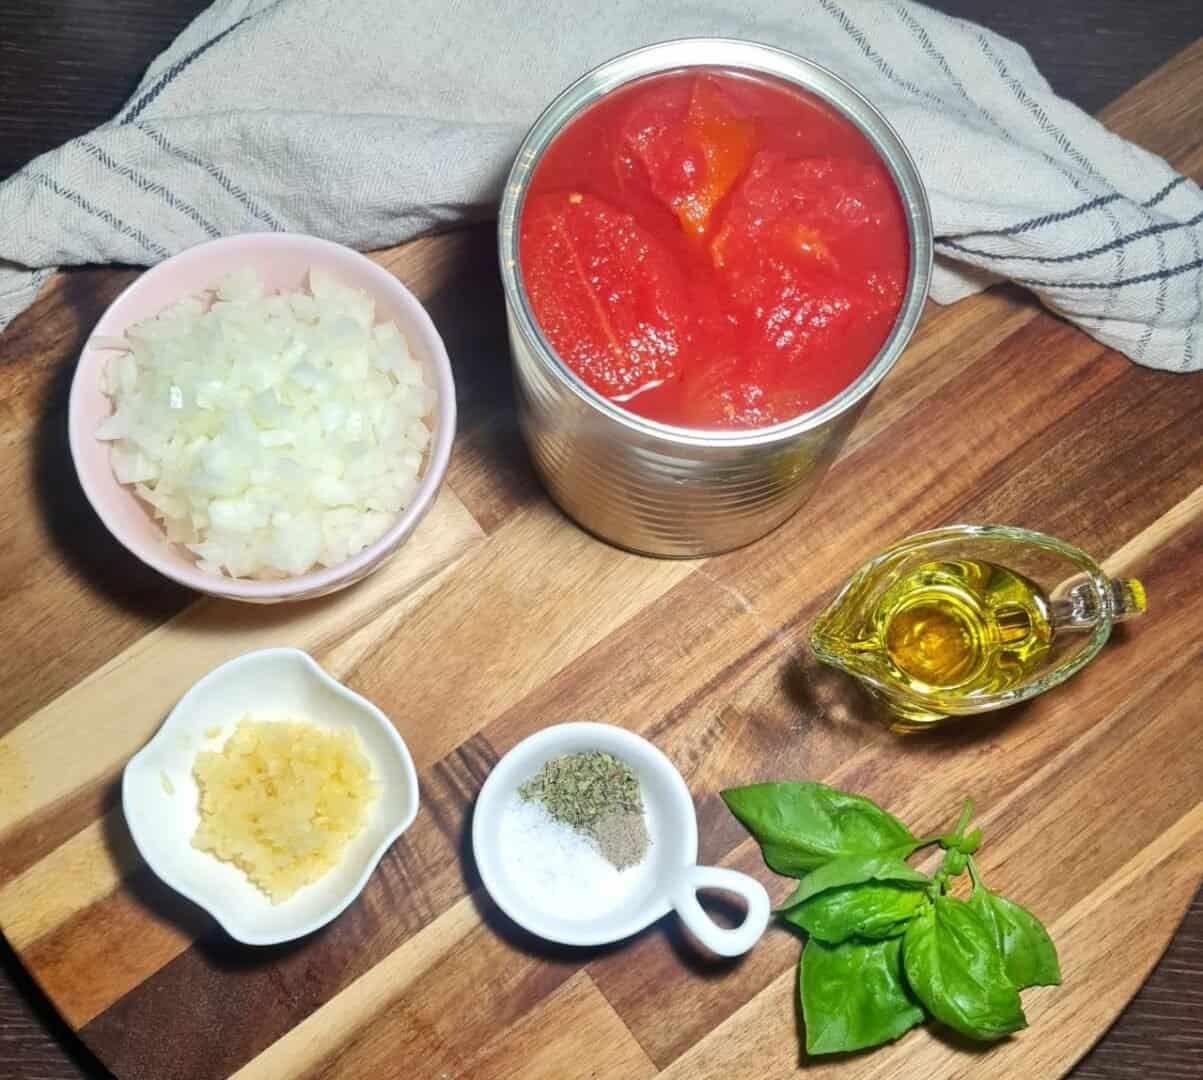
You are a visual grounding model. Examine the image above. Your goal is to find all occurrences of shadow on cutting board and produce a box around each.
[32,269,190,619]
[100,784,326,974]
[783,648,1038,752]
[412,223,543,527]
[100,789,214,944]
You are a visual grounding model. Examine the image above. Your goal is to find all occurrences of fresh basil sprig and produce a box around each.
[721,782,919,875]
[722,782,1060,1055]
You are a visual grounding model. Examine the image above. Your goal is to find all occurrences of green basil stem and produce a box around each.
[928,798,980,894]
[911,833,945,849]
[952,797,975,838]
[910,800,978,855]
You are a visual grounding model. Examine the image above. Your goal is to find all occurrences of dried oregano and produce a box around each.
[519,751,649,869]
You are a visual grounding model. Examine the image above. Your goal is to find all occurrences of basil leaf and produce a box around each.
[784,883,929,943]
[968,884,1061,989]
[801,937,925,1054]
[721,782,918,878]
[778,853,929,912]
[902,896,1027,1041]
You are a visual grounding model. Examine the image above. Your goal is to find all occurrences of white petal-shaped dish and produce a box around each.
[122,647,419,945]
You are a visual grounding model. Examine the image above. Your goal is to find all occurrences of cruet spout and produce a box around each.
[1050,577,1147,630]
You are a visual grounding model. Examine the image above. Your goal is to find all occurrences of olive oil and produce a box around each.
[871,560,1054,696]
[809,527,1148,731]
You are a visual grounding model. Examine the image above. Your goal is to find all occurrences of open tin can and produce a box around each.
[498,38,933,558]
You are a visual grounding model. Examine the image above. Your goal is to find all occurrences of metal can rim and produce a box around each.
[498,36,934,450]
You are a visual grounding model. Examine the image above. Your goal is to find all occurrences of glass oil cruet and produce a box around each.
[808,525,1147,732]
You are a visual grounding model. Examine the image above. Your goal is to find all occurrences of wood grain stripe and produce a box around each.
[303,905,580,1080]
[0,811,134,950]
[82,883,580,1080]
[957,368,1203,558]
[457,971,658,1080]
[0,488,484,882]
[0,266,138,450]
[20,863,208,1029]
[342,499,696,772]
[1103,483,1203,575]
[229,896,480,1080]
[841,288,1039,459]
[0,771,121,893]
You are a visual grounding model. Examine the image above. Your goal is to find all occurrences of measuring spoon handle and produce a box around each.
[669,864,770,957]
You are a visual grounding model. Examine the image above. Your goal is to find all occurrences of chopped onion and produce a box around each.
[97,267,434,580]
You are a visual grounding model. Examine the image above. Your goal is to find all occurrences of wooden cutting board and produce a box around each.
[2,38,1201,1080]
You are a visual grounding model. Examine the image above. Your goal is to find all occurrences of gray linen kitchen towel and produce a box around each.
[1,0,1200,370]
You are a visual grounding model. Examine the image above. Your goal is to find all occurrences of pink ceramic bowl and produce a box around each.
[68,233,456,603]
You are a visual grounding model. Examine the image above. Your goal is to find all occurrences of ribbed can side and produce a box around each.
[511,315,853,557]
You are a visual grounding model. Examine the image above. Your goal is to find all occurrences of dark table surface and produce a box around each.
[1,1,1201,1077]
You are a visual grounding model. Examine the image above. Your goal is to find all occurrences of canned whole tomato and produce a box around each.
[499,38,932,557]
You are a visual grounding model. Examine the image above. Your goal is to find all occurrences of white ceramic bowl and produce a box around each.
[122,647,419,945]
[68,232,457,603]
[473,722,769,956]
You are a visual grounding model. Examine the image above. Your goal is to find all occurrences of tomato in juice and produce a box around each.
[518,67,910,430]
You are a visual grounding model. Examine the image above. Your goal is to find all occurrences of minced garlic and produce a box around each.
[191,716,376,903]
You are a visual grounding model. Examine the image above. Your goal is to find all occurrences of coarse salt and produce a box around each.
[497,792,653,921]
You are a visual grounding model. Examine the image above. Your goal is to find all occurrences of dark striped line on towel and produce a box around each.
[78,138,221,239]
[28,173,171,259]
[938,208,1203,262]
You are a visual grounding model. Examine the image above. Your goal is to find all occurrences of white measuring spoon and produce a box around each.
[472,721,770,956]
